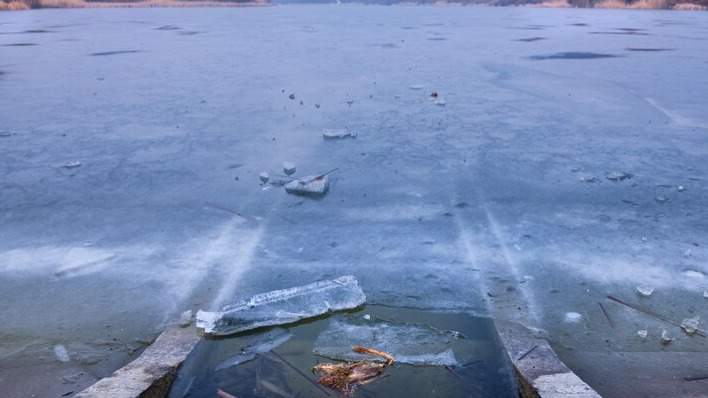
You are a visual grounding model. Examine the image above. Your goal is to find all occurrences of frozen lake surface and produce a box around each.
[1,4,707,397]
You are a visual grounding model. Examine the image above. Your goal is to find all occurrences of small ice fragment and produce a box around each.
[681,316,700,335]
[196,275,366,336]
[564,312,582,323]
[313,318,463,366]
[655,195,669,204]
[282,161,296,176]
[579,175,597,183]
[605,171,632,181]
[661,330,673,345]
[284,175,329,197]
[62,161,82,169]
[677,185,686,192]
[54,345,71,363]
[363,314,371,320]
[641,236,648,242]
[178,310,193,327]
[682,269,706,279]
[259,172,269,184]
[637,330,648,339]
[703,290,708,299]
[322,129,357,140]
[636,286,654,297]
[214,329,292,371]
[409,84,425,90]
[434,99,446,106]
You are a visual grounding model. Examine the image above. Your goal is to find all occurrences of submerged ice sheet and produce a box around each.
[197,275,366,336]
[214,329,292,371]
[313,318,464,366]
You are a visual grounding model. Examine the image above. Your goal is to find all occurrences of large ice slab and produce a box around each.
[197,275,366,336]
[313,318,464,366]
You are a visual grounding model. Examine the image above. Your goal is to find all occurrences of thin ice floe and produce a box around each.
[313,318,463,366]
[214,329,292,371]
[197,275,366,336]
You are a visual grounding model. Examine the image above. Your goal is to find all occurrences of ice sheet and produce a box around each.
[313,318,464,366]
[196,275,366,336]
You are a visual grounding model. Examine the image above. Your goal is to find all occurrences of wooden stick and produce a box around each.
[598,302,614,328]
[607,295,706,338]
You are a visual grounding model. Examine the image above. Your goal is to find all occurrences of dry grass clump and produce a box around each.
[673,2,707,8]
[535,0,571,7]
[594,0,670,7]
[0,1,30,9]
[1,0,265,9]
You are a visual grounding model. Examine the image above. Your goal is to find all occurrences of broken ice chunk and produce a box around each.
[62,161,82,169]
[434,99,446,106]
[54,345,71,363]
[563,312,582,324]
[409,84,425,90]
[196,275,366,336]
[313,318,463,366]
[660,330,673,345]
[636,285,654,297]
[637,330,648,339]
[179,310,193,327]
[655,195,669,204]
[259,172,270,184]
[677,185,686,192]
[703,290,708,299]
[322,129,357,140]
[215,329,292,371]
[681,316,700,335]
[605,171,632,181]
[282,162,296,176]
[284,175,329,197]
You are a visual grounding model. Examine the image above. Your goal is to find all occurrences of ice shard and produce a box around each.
[196,275,366,336]
[313,318,464,366]
[284,175,329,196]
[214,329,292,371]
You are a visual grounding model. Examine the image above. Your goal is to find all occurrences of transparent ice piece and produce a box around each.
[636,286,654,297]
[681,316,700,335]
[214,329,292,371]
[196,275,366,336]
[284,175,329,196]
[313,318,463,366]
[322,129,356,139]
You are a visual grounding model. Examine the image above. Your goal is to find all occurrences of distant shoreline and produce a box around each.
[0,0,267,11]
[1,0,706,11]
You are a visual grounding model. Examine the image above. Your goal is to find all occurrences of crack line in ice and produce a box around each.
[454,217,492,317]
[481,202,541,324]
[645,97,708,129]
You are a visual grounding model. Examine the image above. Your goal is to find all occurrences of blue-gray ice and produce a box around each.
[1,4,707,397]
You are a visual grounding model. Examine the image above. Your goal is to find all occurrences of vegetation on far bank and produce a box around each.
[1,0,705,11]
[0,0,265,10]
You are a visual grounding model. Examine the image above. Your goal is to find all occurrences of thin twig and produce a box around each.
[445,365,464,381]
[217,389,238,398]
[607,295,706,338]
[268,351,331,396]
[598,302,614,328]
[517,344,538,361]
[684,375,708,382]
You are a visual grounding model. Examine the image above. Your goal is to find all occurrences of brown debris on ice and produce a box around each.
[313,345,395,395]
